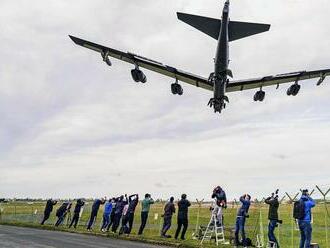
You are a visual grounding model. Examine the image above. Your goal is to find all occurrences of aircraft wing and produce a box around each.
[69,35,213,91]
[227,69,330,93]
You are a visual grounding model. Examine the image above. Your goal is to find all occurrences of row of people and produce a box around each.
[41,187,316,247]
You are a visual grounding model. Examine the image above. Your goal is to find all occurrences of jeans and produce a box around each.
[41,211,51,225]
[235,216,246,246]
[87,210,98,230]
[298,220,312,248]
[126,212,135,234]
[106,211,116,231]
[101,213,110,230]
[112,213,122,233]
[138,211,149,235]
[161,215,172,236]
[175,217,188,239]
[69,212,80,228]
[55,213,66,227]
[268,220,279,247]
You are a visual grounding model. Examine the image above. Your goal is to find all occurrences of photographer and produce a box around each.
[211,186,227,225]
[234,194,251,247]
[87,198,106,230]
[265,190,281,247]
[69,199,85,229]
[41,199,57,225]
[174,194,191,240]
[55,201,72,227]
[296,189,315,248]
[161,196,176,238]
[138,193,155,235]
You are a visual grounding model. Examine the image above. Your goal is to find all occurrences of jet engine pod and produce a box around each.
[171,83,183,95]
[287,84,301,96]
[253,90,265,102]
[131,68,147,83]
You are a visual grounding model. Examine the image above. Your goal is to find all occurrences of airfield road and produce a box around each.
[0,225,170,248]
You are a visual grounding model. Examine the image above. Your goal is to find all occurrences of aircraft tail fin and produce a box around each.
[177,12,270,42]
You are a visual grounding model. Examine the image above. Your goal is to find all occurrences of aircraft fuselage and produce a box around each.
[209,0,230,113]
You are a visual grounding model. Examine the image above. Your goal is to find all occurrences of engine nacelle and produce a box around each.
[171,83,183,95]
[253,90,265,102]
[131,68,147,83]
[287,84,301,96]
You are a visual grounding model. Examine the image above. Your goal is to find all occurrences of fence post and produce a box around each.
[285,192,299,248]
[316,185,330,248]
[194,199,204,237]
[277,195,286,245]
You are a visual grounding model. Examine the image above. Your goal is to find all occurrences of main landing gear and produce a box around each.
[208,96,229,113]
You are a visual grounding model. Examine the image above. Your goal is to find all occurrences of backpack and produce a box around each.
[293,200,305,220]
[245,238,253,246]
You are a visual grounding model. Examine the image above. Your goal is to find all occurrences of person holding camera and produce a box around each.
[161,196,176,238]
[41,199,57,225]
[55,201,72,227]
[174,194,191,240]
[295,189,315,248]
[211,186,227,226]
[265,190,281,247]
[138,193,155,235]
[87,198,106,230]
[69,199,85,229]
[234,194,251,247]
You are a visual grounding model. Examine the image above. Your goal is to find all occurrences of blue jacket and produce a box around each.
[237,196,250,218]
[103,202,113,215]
[300,195,315,222]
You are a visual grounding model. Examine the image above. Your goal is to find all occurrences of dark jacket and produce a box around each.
[265,197,279,220]
[114,197,128,215]
[92,199,104,212]
[164,201,176,217]
[237,196,250,218]
[44,200,56,213]
[127,195,139,214]
[212,190,227,207]
[177,199,191,219]
[74,200,85,214]
[56,202,70,217]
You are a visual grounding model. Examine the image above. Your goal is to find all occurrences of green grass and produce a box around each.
[0,201,329,247]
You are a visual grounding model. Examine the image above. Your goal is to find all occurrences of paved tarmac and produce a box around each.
[0,225,170,248]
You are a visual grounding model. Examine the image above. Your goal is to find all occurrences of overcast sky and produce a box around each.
[0,0,330,200]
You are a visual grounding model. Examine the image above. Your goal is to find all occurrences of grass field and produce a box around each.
[0,200,329,247]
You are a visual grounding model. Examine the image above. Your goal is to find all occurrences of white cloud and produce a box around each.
[0,0,330,200]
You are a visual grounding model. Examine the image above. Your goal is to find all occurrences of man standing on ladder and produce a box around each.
[234,194,251,247]
[212,186,227,226]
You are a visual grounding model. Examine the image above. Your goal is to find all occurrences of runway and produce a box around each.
[0,225,170,248]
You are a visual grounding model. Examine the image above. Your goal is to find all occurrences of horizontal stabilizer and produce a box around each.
[177,12,221,40]
[229,21,270,42]
[177,12,270,41]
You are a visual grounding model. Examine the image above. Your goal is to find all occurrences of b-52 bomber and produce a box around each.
[70,0,329,114]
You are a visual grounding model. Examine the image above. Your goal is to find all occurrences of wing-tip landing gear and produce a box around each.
[171,79,183,95]
[317,73,326,86]
[101,51,112,66]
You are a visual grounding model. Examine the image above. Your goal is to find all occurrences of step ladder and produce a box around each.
[268,241,277,248]
[201,213,226,246]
